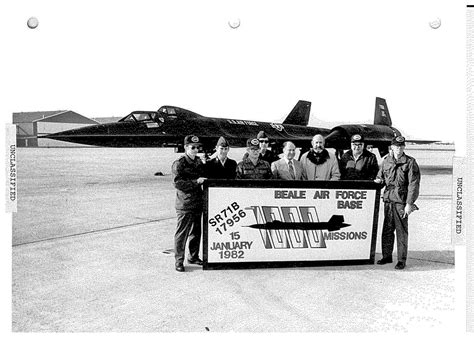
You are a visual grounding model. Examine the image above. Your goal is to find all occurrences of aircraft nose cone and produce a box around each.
[38,129,73,140]
[39,124,110,146]
[42,124,105,139]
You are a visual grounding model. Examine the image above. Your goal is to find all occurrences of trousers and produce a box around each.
[381,202,408,263]
[175,210,202,264]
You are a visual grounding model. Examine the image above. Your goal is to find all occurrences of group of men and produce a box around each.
[171,131,420,272]
[237,131,379,182]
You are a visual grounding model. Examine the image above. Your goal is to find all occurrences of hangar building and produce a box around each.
[13,110,99,147]
[92,117,121,124]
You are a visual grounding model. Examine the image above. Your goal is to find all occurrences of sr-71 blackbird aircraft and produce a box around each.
[41,97,430,157]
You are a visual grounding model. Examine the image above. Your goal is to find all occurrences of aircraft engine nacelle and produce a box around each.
[325,124,401,151]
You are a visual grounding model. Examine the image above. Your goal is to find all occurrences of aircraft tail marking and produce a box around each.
[374,97,392,126]
[283,100,311,126]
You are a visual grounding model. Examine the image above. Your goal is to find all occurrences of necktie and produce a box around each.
[288,161,296,179]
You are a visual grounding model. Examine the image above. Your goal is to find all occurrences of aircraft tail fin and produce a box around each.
[374,97,392,126]
[328,215,344,226]
[283,100,311,126]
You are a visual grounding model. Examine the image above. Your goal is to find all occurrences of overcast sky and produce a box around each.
[1,0,467,154]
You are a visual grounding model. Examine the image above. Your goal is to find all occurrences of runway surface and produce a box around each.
[11,147,458,332]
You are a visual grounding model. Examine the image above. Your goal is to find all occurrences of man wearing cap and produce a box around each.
[271,141,306,180]
[242,131,280,164]
[339,134,379,180]
[236,138,273,179]
[300,134,340,180]
[171,135,207,272]
[204,137,237,179]
[257,131,280,164]
[375,135,421,270]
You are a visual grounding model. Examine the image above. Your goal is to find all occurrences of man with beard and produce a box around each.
[300,134,340,180]
[339,134,379,180]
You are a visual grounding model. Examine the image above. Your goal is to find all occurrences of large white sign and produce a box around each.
[203,181,381,269]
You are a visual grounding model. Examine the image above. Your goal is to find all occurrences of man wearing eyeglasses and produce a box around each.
[236,138,273,179]
[171,135,207,272]
[256,130,280,164]
[339,134,379,180]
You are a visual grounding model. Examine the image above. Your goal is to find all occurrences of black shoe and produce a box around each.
[175,263,185,272]
[376,257,393,265]
[187,258,203,265]
[395,261,406,270]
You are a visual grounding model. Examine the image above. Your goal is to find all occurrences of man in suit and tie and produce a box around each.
[271,141,306,180]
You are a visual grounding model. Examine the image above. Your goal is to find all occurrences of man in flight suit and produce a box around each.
[339,134,379,180]
[242,131,280,164]
[375,136,421,270]
[236,138,273,179]
[171,135,207,272]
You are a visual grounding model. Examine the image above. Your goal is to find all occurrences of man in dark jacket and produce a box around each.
[256,130,280,164]
[204,137,237,179]
[171,135,207,272]
[375,136,421,270]
[339,134,379,180]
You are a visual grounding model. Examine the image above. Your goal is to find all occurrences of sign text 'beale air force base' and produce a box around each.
[203,181,381,269]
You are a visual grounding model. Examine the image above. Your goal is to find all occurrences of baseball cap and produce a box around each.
[184,135,201,145]
[391,135,406,146]
[350,134,364,143]
[247,138,260,150]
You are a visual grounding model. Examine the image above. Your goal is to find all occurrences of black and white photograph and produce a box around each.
[1,0,472,334]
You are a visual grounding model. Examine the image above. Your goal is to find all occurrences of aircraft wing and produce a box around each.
[405,139,440,144]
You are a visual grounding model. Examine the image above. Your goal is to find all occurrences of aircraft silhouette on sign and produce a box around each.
[245,215,351,232]
[41,97,434,157]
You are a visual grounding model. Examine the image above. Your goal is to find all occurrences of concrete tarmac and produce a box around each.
[11,148,458,332]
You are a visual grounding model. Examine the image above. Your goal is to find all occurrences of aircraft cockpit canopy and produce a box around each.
[158,107,178,119]
[119,106,200,125]
[119,111,166,126]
